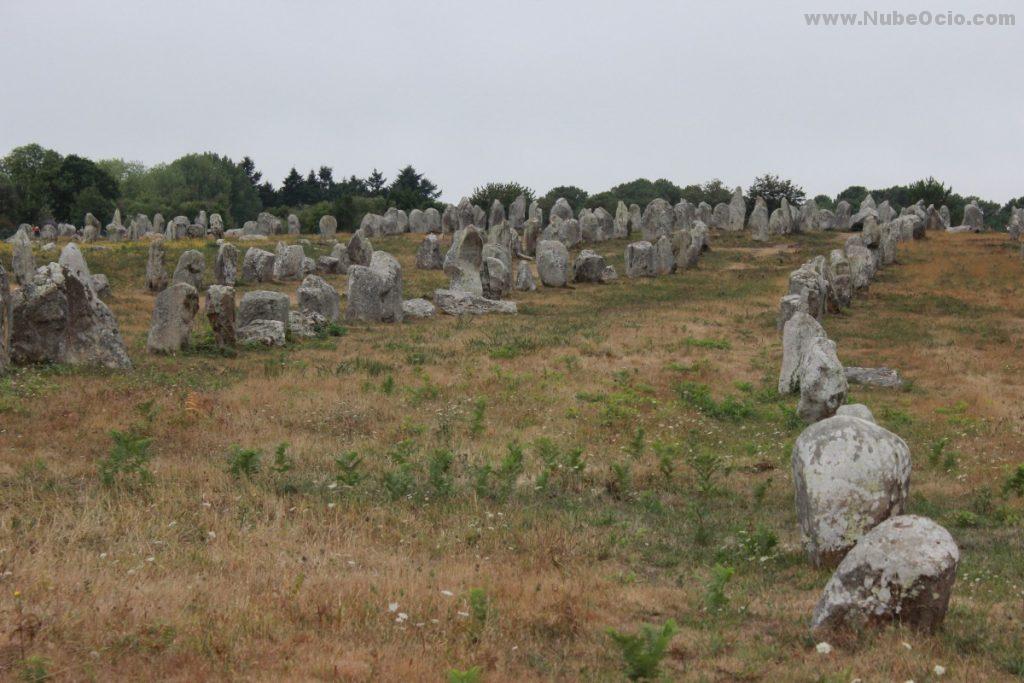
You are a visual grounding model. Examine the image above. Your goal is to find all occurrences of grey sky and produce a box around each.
[2,0,1021,202]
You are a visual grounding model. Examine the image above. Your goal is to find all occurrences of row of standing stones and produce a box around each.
[774,212,960,636]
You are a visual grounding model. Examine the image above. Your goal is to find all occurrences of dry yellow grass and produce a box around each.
[0,230,1022,681]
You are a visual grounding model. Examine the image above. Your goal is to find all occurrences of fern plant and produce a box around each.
[606,619,679,681]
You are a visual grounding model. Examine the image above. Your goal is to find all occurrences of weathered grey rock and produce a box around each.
[286,214,300,235]
[39,224,57,241]
[481,242,512,273]
[314,215,336,238]
[408,209,427,233]
[433,288,517,315]
[324,244,349,275]
[165,216,189,240]
[670,228,700,270]
[205,285,235,347]
[513,261,536,291]
[145,238,169,292]
[256,212,281,236]
[778,293,810,332]
[939,205,951,228]
[345,251,403,323]
[424,207,442,234]
[522,216,541,256]
[711,203,730,230]
[11,263,131,369]
[641,199,674,241]
[836,403,875,422]
[193,210,206,229]
[151,214,165,235]
[472,204,486,229]
[626,203,641,235]
[414,234,443,270]
[10,228,35,285]
[549,197,574,224]
[242,248,275,283]
[541,217,581,248]
[402,298,436,319]
[347,232,373,267]
[1007,206,1024,240]
[358,213,383,237]
[788,266,827,319]
[298,275,339,322]
[84,212,101,230]
[239,290,289,328]
[316,256,341,275]
[0,265,9,373]
[828,250,853,308]
[625,241,655,278]
[850,195,880,229]
[844,239,875,290]
[536,240,570,287]
[272,242,306,281]
[877,200,896,223]
[508,195,527,230]
[748,197,770,240]
[579,209,600,243]
[694,201,712,227]
[799,199,818,233]
[593,207,615,241]
[817,209,837,231]
[58,243,93,290]
[440,205,458,234]
[214,242,239,286]
[528,200,543,224]
[443,227,484,295]
[573,249,608,283]
[172,250,205,289]
[833,201,851,231]
[811,515,958,634]
[779,312,827,394]
[797,336,847,423]
[481,257,511,299]
[844,366,902,388]
[237,319,286,346]
[613,201,630,238]
[488,199,506,228]
[955,202,984,232]
[727,187,746,231]
[146,282,198,353]
[209,213,224,237]
[383,207,408,235]
[793,415,912,568]
[768,207,789,237]
[652,235,674,275]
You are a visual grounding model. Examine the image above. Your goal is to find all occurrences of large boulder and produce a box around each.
[146,282,199,354]
[408,209,427,234]
[536,240,570,287]
[613,201,630,238]
[652,235,675,275]
[593,207,615,241]
[788,265,827,319]
[172,250,205,290]
[272,242,306,281]
[319,215,337,238]
[433,289,517,315]
[11,263,131,369]
[242,247,275,283]
[239,290,289,328]
[796,336,847,423]
[214,242,239,286]
[792,415,910,567]
[778,293,810,332]
[625,241,655,278]
[298,275,339,322]
[508,195,527,230]
[579,209,601,243]
[828,250,853,308]
[811,515,958,634]
[58,243,93,290]
[287,214,301,235]
[573,249,609,283]
[347,232,373,267]
[237,319,285,346]
[481,257,511,300]
[415,234,444,269]
[424,207,442,234]
[641,198,674,241]
[345,251,403,323]
[950,202,984,232]
[488,199,506,228]
[205,285,235,347]
[513,261,536,291]
[549,197,574,224]
[359,213,384,237]
[146,238,169,292]
[710,203,731,230]
[727,187,746,231]
[779,312,828,394]
[443,227,484,295]
[10,227,36,285]
[383,207,408,235]
[748,197,769,240]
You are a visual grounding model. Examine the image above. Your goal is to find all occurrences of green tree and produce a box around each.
[679,179,732,207]
[540,185,589,216]
[279,167,305,207]
[366,168,387,196]
[813,194,835,210]
[747,174,806,214]
[51,154,118,222]
[387,165,441,210]
[468,182,535,212]
[0,143,63,223]
[836,185,869,208]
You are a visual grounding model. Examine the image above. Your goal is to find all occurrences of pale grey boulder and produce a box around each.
[314,215,334,238]
[146,238,169,292]
[347,232,373,267]
[272,242,306,281]
[844,238,875,290]
[549,197,574,224]
[416,234,444,269]
[408,209,427,233]
[286,214,301,235]
[147,282,198,353]
[836,403,875,423]
[522,216,541,256]
[727,187,746,232]
[573,249,608,283]
[528,200,543,224]
[811,515,958,634]
[256,212,281,236]
[798,199,818,233]
[208,213,223,237]
[237,319,285,346]
[345,251,403,323]
[536,240,569,287]
[951,202,984,232]
[488,199,506,228]
[793,415,911,567]
[242,247,275,283]
[877,200,896,223]
[214,242,239,286]
[359,213,384,238]
[579,209,600,243]
[402,298,436,319]
[58,243,93,290]
[593,207,615,241]
[239,290,289,328]
[797,336,847,423]
[481,257,511,300]
[614,201,630,238]
[10,227,35,285]
[779,311,827,394]
[316,256,341,275]
[441,205,458,234]
[939,205,951,228]
[652,235,674,275]
[828,249,853,308]
[205,285,235,347]
[456,198,476,230]
[424,207,442,234]
[778,293,809,332]
[383,207,408,235]
[641,198,674,241]
[11,263,131,369]
[541,218,581,248]
[695,201,712,227]
[433,288,517,315]
[625,241,655,278]
[833,201,852,231]
[514,261,536,291]
[788,265,827,319]
[91,273,110,299]
[172,250,205,290]
[444,227,484,295]
[711,203,730,230]
[844,366,903,388]
[748,197,770,240]
[472,204,486,229]
[297,274,339,323]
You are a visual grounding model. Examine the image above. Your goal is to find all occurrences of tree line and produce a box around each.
[1,143,1018,237]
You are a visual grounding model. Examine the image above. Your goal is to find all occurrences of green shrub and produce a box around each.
[606,619,679,681]
[227,446,261,479]
[704,564,735,611]
[334,452,364,487]
[99,429,154,489]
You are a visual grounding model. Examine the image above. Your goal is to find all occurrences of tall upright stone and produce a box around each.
[641,199,674,241]
[147,282,199,354]
[748,197,769,240]
[215,242,239,286]
[172,250,205,290]
[508,195,527,230]
[727,186,746,231]
[10,227,35,285]
[613,201,630,238]
[0,265,10,374]
[345,251,403,323]
[146,238,169,292]
[205,285,236,347]
[489,199,506,228]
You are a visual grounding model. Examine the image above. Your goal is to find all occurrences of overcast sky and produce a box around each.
[1,0,1021,202]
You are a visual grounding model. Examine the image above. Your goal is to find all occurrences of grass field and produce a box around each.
[1,229,1022,681]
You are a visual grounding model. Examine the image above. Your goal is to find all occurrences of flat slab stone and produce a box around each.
[844,366,902,388]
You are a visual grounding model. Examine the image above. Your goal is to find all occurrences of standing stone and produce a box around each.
[272,242,306,281]
[416,234,444,269]
[384,207,408,234]
[799,199,819,233]
[10,228,35,285]
[146,282,199,353]
[614,201,630,238]
[652,235,675,275]
[768,208,788,237]
[347,232,373,267]
[489,199,506,228]
[298,275,340,322]
[811,516,958,635]
[536,240,570,287]
[408,209,428,233]
[828,249,853,308]
[214,242,239,286]
[514,261,536,291]
[778,294,810,332]
[402,298,436,319]
[573,250,614,284]
[627,204,642,235]
[205,285,235,347]
[433,289,517,315]
[153,214,166,235]
[833,201,851,231]
[579,209,600,243]
[711,203,730,230]
[727,187,746,231]
[959,202,984,231]
[58,243,93,290]
[256,212,280,236]
[549,198,574,224]
[844,238,875,290]
[146,238,169,292]
[84,212,101,231]
[11,263,131,369]
[788,265,827,319]
[877,200,896,223]
[242,247,276,283]
[237,319,285,346]
[424,207,442,234]
[194,210,207,229]
[793,415,912,567]
[328,243,351,274]
[319,215,338,238]
[172,250,205,290]
[508,195,527,230]
[522,216,541,256]
[779,312,828,394]
[167,216,190,239]
[358,213,383,237]
[939,205,951,228]
[528,200,542,224]
[239,290,290,328]
[443,227,484,295]
[625,241,655,278]
[443,204,460,233]
[696,202,713,227]
[641,199,674,241]
[0,265,10,373]
[209,213,224,237]
[472,205,486,229]
[797,336,847,423]
[481,257,510,300]
[748,197,770,240]
[345,251,403,323]
[817,209,837,231]
[593,207,615,241]
[287,214,301,235]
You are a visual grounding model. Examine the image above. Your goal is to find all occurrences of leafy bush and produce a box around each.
[227,446,261,479]
[606,619,679,681]
[704,564,735,611]
[99,429,154,489]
